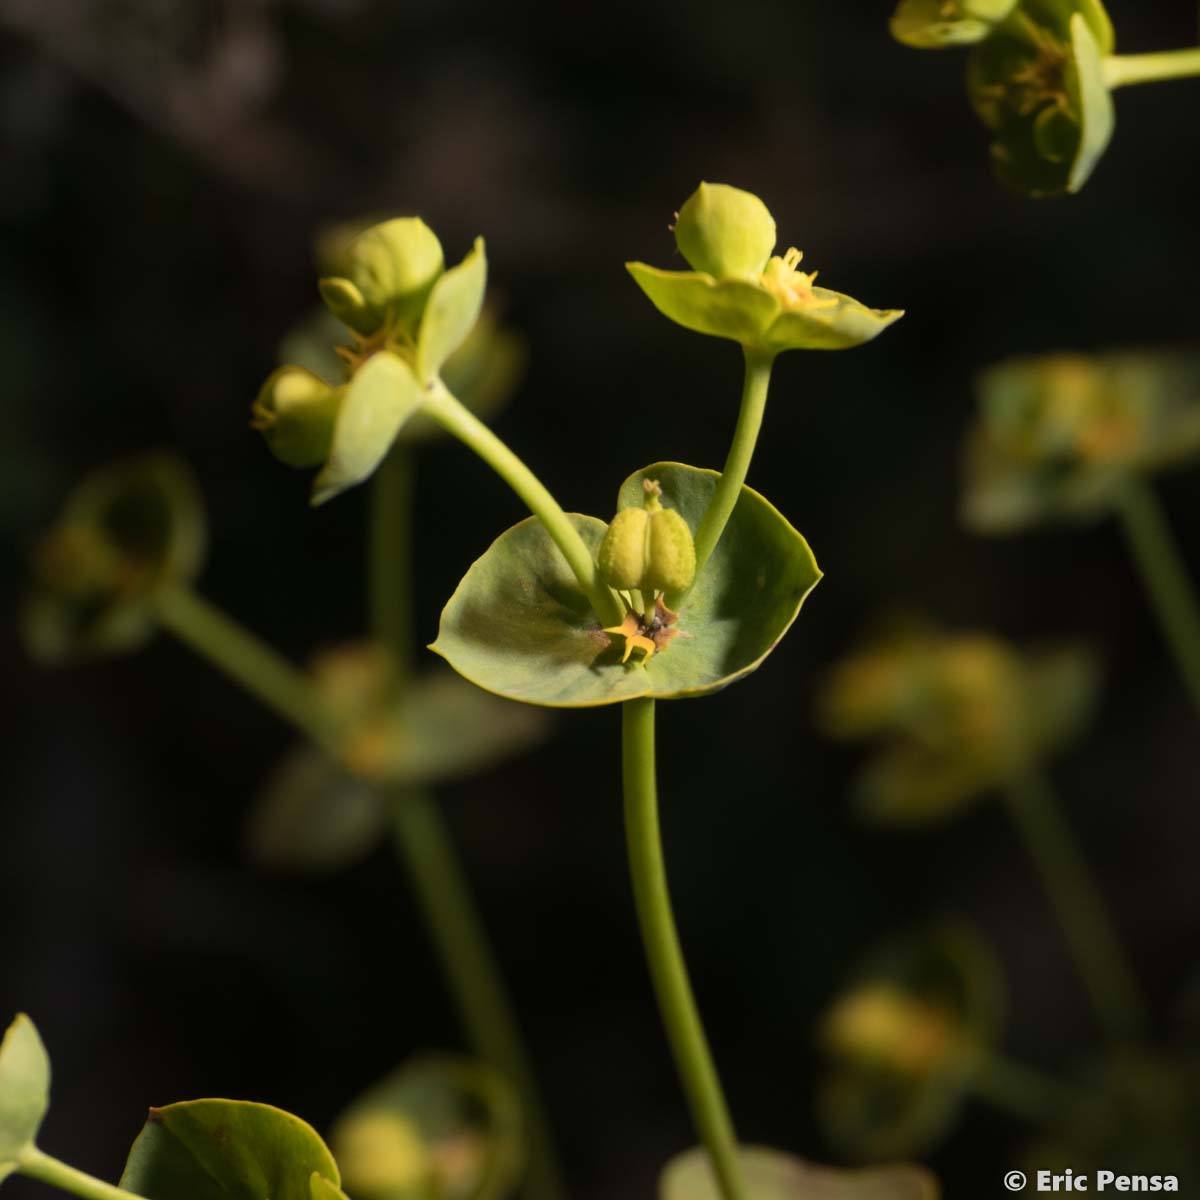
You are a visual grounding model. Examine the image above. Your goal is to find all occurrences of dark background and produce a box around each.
[2,1,1199,1196]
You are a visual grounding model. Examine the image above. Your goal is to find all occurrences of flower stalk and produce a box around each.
[622,697,747,1200]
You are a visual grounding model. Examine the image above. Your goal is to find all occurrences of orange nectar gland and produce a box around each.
[598,480,695,665]
[760,248,837,312]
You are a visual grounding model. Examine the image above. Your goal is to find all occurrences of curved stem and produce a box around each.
[677,349,775,604]
[1103,47,1200,90]
[970,1054,1086,1125]
[622,698,747,1200]
[1114,477,1200,716]
[17,1147,148,1200]
[422,381,623,627]
[153,585,342,756]
[370,445,414,695]
[368,454,565,1200]
[1002,769,1146,1043]
[390,790,566,1200]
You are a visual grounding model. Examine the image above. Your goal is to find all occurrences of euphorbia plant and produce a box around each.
[16,185,930,1200]
[257,183,909,1199]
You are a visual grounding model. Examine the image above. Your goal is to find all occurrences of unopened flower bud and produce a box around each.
[251,366,342,468]
[598,480,696,595]
[674,182,777,279]
[319,217,445,337]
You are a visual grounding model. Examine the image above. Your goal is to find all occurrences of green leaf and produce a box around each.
[1065,13,1116,193]
[244,746,387,873]
[332,1056,521,1200]
[431,463,821,707]
[416,240,488,383]
[120,1099,340,1200]
[313,352,424,506]
[660,1146,939,1200]
[0,1015,50,1179]
[244,670,549,871]
[310,1174,352,1200]
[626,266,781,345]
[23,454,206,664]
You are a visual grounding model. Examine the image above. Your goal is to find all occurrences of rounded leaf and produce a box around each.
[23,454,206,663]
[674,183,777,279]
[416,239,488,384]
[121,1099,340,1200]
[660,1145,939,1200]
[0,1015,50,1174]
[332,1056,521,1200]
[312,352,424,506]
[431,463,821,707]
[244,745,387,873]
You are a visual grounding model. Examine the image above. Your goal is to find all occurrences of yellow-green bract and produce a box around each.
[0,1015,51,1181]
[891,0,1018,49]
[628,183,902,353]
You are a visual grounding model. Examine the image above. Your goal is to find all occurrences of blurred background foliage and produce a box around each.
[2,1,1199,1197]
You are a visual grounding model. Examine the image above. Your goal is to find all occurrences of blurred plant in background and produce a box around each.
[890,0,1200,195]
[963,349,1200,713]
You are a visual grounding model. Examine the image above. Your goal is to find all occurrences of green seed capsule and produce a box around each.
[319,217,445,337]
[674,182,777,279]
[251,366,342,468]
[597,481,696,595]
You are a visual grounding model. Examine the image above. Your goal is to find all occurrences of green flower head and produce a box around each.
[891,0,1019,49]
[820,623,1098,824]
[627,182,903,355]
[967,0,1115,196]
[962,349,1200,532]
[23,454,206,663]
[256,216,493,504]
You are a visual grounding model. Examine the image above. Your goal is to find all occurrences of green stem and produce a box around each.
[680,348,775,601]
[1002,769,1146,1043]
[1103,47,1200,90]
[368,457,565,1200]
[370,446,414,693]
[1114,477,1200,715]
[390,791,565,1200]
[422,381,624,627]
[17,1148,148,1200]
[970,1054,1085,1125]
[622,698,747,1200]
[154,585,342,756]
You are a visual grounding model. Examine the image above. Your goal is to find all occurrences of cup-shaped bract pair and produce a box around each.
[254,217,491,504]
[962,350,1200,533]
[331,1056,522,1200]
[820,624,1098,824]
[818,926,1003,1159]
[894,0,1116,195]
[245,644,547,873]
[967,0,1115,196]
[23,454,206,663]
[431,462,821,707]
[627,183,903,355]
